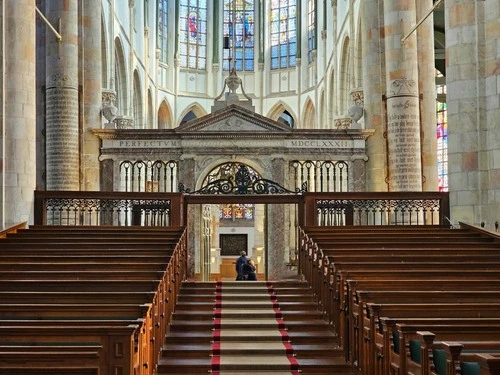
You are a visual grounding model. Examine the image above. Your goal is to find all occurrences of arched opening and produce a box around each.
[184,162,303,282]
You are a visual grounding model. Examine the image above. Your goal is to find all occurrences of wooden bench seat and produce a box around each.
[0,279,161,292]
[0,270,165,280]
[390,324,500,375]
[0,324,141,375]
[0,261,169,272]
[0,291,157,304]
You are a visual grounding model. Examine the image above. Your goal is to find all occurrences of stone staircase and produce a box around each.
[157,280,356,374]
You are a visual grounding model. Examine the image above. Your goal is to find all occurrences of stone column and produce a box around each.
[361,0,386,191]
[45,0,79,190]
[384,0,422,192]
[81,0,102,190]
[1,0,36,227]
[416,0,438,191]
[267,158,295,280]
[446,0,499,227]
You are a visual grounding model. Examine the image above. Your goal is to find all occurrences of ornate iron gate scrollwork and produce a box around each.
[179,164,307,195]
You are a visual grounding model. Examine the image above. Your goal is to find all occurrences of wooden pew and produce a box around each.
[389,324,500,375]
[409,334,500,375]
[0,224,188,375]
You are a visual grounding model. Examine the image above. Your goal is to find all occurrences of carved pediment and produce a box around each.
[176,104,292,133]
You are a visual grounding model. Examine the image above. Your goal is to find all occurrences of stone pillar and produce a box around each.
[182,158,197,278]
[1,0,37,228]
[352,158,367,192]
[81,0,102,190]
[416,0,438,191]
[267,158,295,280]
[45,0,79,190]
[384,0,422,191]
[446,0,499,227]
[361,0,386,191]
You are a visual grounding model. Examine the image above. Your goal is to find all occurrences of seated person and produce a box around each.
[242,258,257,281]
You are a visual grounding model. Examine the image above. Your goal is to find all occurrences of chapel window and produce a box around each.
[157,0,168,64]
[436,70,448,192]
[270,0,297,69]
[180,110,198,124]
[179,0,207,70]
[278,110,294,128]
[307,0,316,62]
[223,0,255,71]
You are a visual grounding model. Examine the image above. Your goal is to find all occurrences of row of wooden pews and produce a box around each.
[0,225,187,375]
[298,223,500,375]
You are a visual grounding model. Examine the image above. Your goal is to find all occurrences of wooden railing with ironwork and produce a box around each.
[34,190,186,226]
[302,191,450,226]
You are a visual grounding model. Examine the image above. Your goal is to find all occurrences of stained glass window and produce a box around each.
[436,71,448,192]
[223,0,255,71]
[278,110,294,128]
[157,0,168,64]
[219,204,255,221]
[307,0,315,63]
[179,0,207,70]
[270,0,297,69]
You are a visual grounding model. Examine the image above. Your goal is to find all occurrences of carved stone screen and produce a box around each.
[220,234,248,256]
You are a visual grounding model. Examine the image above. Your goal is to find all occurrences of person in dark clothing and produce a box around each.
[235,251,247,280]
[242,258,257,281]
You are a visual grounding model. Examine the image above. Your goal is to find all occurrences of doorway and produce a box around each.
[183,163,304,281]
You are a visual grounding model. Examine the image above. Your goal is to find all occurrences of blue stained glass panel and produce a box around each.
[270,0,296,69]
[179,0,207,70]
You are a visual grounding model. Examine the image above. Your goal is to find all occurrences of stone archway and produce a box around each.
[183,162,304,281]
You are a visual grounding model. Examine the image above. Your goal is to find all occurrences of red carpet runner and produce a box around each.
[210,281,300,374]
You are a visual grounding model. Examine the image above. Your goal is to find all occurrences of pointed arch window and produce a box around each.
[307,0,316,62]
[157,0,168,64]
[436,70,448,192]
[278,110,294,128]
[223,0,255,71]
[179,0,207,70]
[180,110,197,125]
[270,0,297,69]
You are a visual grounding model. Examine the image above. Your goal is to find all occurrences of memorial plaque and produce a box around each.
[220,234,248,256]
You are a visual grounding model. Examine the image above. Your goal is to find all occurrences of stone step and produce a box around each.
[172,308,324,321]
[174,300,320,311]
[157,281,355,375]
[168,318,330,331]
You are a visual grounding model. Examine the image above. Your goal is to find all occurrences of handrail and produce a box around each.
[0,221,27,238]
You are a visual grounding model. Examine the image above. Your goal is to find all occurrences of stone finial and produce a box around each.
[349,88,364,129]
[102,89,118,129]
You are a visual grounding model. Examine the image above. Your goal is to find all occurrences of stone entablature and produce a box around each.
[93,105,374,159]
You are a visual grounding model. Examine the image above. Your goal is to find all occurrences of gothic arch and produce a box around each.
[355,16,363,89]
[114,37,128,117]
[266,102,297,128]
[319,89,326,129]
[197,161,264,191]
[328,68,336,122]
[158,99,172,129]
[147,88,154,129]
[178,103,207,127]
[101,13,108,88]
[339,36,350,116]
[133,70,143,128]
[302,98,316,129]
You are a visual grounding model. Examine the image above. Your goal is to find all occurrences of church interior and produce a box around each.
[0,0,500,374]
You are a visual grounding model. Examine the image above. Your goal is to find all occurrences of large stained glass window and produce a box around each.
[307,0,315,63]
[179,0,207,70]
[223,0,255,71]
[436,71,448,192]
[157,0,168,64]
[270,0,297,69]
